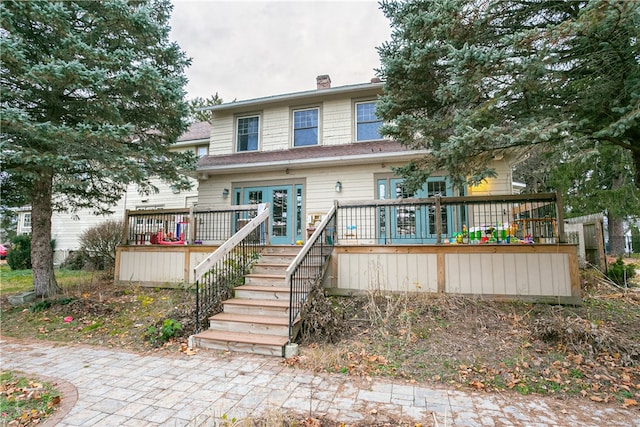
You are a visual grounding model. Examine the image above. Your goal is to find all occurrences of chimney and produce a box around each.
[316,75,331,90]
[371,77,382,84]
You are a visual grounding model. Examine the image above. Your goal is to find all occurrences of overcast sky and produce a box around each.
[169,0,392,102]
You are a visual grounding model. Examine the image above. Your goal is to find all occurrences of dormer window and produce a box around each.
[293,107,319,147]
[356,101,383,141]
[237,115,259,152]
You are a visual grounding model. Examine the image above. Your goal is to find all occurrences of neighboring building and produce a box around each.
[16,121,209,264]
[194,75,519,245]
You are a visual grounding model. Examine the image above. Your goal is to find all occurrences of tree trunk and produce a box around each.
[607,214,626,257]
[31,169,61,297]
[633,148,640,191]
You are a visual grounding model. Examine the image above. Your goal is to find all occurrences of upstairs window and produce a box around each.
[293,108,319,147]
[196,145,208,158]
[356,101,383,141]
[237,116,259,152]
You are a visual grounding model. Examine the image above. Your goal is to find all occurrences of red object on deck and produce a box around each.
[155,231,185,245]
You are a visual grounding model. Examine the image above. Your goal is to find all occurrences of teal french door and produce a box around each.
[242,185,298,245]
[378,178,452,243]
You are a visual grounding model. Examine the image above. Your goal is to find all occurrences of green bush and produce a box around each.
[6,234,31,270]
[6,235,56,271]
[145,318,182,347]
[606,257,637,287]
[631,226,640,254]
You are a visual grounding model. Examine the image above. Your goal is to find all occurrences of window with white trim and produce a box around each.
[196,145,208,158]
[23,213,31,229]
[237,115,259,152]
[355,101,383,141]
[293,107,319,147]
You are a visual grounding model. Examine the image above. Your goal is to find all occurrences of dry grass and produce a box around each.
[296,271,640,405]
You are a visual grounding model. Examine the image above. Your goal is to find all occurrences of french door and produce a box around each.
[378,178,452,243]
[243,185,294,245]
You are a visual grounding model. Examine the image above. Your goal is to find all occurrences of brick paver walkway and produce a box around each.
[0,338,637,426]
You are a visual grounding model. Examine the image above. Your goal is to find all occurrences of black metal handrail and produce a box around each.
[123,205,259,245]
[335,192,563,245]
[285,205,336,343]
[193,206,269,333]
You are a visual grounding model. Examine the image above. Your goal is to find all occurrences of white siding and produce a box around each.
[209,96,373,155]
[330,246,578,302]
[337,252,438,293]
[197,162,398,214]
[116,245,219,285]
[50,177,198,262]
[445,252,571,296]
[209,115,234,155]
[118,250,185,284]
[262,107,290,151]
[322,98,353,146]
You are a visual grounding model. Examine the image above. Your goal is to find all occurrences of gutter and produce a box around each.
[191,149,430,178]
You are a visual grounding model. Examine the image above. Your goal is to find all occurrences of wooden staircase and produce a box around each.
[191,245,302,357]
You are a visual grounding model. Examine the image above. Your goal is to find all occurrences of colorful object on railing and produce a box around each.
[156,229,185,245]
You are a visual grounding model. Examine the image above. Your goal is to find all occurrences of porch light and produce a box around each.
[222,188,230,198]
[335,181,342,193]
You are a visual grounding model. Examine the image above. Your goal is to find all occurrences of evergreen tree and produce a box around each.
[514,144,640,255]
[188,94,223,123]
[1,1,194,296]
[552,145,639,254]
[376,0,640,193]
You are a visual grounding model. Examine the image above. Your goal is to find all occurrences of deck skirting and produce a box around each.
[116,244,581,304]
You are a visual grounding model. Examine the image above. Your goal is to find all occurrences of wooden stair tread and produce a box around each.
[253,263,289,267]
[194,329,289,346]
[245,273,285,279]
[224,298,290,307]
[236,285,290,292]
[210,312,291,325]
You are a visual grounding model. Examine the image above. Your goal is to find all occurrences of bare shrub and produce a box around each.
[299,286,344,344]
[531,311,640,366]
[79,219,124,270]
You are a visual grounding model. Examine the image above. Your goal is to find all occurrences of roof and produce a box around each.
[203,81,384,112]
[177,121,211,143]
[196,140,428,175]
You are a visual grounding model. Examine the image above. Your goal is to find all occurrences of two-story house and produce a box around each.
[116,76,580,355]
[194,75,517,245]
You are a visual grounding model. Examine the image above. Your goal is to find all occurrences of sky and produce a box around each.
[169,0,392,102]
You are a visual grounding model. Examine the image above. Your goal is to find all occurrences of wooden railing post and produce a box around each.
[122,209,130,245]
[435,195,442,244]
[555,191,565,243]
[188,206,195,244]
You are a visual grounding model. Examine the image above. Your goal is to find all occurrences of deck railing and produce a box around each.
[192,205,270,333]
[123,204,260,245]
[335,192,564,245]
[285,205,336,343]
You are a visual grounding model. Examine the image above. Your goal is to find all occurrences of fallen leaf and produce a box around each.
[469,380,485,390]
[590,396,604,402]
[622,399,638,408]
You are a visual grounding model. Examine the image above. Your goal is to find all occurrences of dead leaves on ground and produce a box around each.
[456,350,640,408]
[335,351,391,377]
[0,376,61,427]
